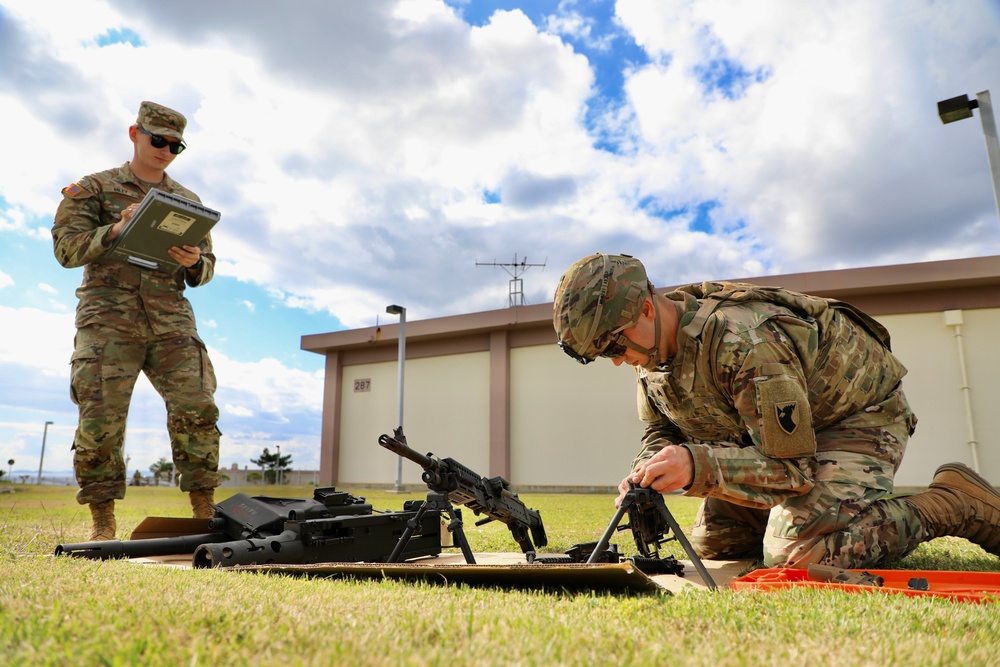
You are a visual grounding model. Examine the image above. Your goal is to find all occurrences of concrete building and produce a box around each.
[301,255,1000,493]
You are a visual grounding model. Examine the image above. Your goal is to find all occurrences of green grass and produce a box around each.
[2,484,1000,666]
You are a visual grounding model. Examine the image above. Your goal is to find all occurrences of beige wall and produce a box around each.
[338,352,490,485]
[882,308,1000,487]
[509,345,643,488]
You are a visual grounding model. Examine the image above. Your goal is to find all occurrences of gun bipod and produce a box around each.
[588,486,717,589]
[387,492,477,564]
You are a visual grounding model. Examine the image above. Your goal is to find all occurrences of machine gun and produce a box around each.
[54,487,442,568]
[377,427,547,563]
[587,484,717,589]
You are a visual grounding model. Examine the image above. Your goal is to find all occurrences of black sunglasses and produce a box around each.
[137,125,186,154]
[598,334,631,359]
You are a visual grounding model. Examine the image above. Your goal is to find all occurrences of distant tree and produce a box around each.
[149,457,173,486]
[250,447,293,485]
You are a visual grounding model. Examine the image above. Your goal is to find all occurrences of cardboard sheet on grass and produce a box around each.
[135,551,749,593]
[127,517,749,593]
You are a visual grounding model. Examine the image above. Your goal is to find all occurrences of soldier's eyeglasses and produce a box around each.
[559,329,636,364]
[137,126,186,155]
[598,335,631,359]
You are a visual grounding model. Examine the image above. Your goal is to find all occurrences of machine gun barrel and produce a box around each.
[54,533,229,560]
[192,530,306,568]
[377,431,436,473]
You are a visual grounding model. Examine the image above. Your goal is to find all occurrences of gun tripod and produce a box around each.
[387,492,478,564]
[588,486,717,589]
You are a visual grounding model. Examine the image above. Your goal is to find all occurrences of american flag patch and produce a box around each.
[62,183,85,197]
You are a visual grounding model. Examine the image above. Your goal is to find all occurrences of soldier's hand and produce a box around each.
[108,203,139,241]
[614,475,631,507]
[168,244,202,269]
[630,445,694,494]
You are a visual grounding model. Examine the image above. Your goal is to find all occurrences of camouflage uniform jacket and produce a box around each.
[634,282,911,504]
[52,162,215,336]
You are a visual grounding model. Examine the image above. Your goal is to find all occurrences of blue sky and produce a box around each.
[1,0,999,480]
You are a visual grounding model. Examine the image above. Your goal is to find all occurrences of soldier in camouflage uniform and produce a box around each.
[52,101,221,541]
[553,253,1000,568]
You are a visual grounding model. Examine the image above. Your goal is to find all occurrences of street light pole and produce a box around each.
[386,304,406,492]
[37,421,53,485]
[938,90,1000,224]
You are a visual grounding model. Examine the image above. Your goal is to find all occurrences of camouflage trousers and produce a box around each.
[689,396,928,568]
[69,324,222,504]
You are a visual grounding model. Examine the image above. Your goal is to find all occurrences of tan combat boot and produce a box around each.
[907,463,1000,555]
[190,489,216,519]
[89,500,116,541]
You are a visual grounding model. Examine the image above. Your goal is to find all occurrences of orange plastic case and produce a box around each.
[729,568,1000,603]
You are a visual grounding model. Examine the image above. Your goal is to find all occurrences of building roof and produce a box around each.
[301,255,1000,362]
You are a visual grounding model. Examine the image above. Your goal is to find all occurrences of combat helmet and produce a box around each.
[552,253,655,364]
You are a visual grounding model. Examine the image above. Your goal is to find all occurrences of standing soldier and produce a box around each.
[553,252,1000,568]
[52,101,221,540]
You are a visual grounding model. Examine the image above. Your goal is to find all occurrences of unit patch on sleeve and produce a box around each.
[756,376,815,458]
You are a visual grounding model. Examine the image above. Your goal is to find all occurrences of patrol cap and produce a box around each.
[136,101,186,140]
[552,253,649,363]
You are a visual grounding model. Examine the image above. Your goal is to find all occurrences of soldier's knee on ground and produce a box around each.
[691,530,765,560]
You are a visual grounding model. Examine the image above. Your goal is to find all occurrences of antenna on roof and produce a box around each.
[476,254,547,308]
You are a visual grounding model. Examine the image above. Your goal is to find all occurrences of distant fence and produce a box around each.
[220,468,320,487]
[2,475,75,486]
[2,471,320,487]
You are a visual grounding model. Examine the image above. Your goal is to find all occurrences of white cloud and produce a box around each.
[224,404,254,418]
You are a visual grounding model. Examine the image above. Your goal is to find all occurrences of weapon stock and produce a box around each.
[378,427,547,561]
